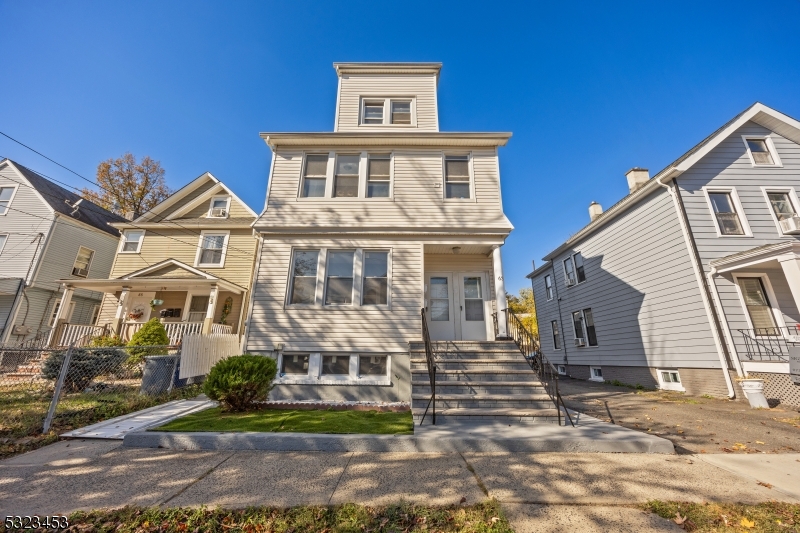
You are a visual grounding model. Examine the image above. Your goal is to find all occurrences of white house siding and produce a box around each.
[258,149,511,232]
[246,236,422,354]
[531,188,720,372]
[336,74,438,132]
[676,121,800,355]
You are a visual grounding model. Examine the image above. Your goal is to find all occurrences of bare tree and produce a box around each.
[82,153,171,218]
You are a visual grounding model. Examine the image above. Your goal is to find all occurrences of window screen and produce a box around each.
[564,257,576,284]
[391,101,411,124]
[290,250,319,304]
[362,251,388,305]
[445,156,470,198]
[708,192,745,235]
[429,277,449,321]
[334,155,359,197]
[302,155,328,198]
[363,101,384,124]
[199,235,225,265]
[325,251,355,304]
[367,155,390,198]
[122,230,143,252]
[768,192,796,221]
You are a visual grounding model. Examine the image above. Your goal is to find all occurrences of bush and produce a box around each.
[127,318,170,364]
[89,334,125,347]
[41,347,129,392]
[203,355,277,411]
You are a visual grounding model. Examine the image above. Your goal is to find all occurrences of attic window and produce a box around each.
[72,246,94,277]
[743,137,780,166]
[391,101,411,124]
[0,186,17,216]
[208,196,230,218]
[362,101,384,124]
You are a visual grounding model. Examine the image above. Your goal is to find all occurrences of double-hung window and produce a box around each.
[563,253,585,285]
[362,251,388,305]
[743,137,780,166]
[361,98,414,126]
[551,320,561,349]
[301,154,329,198]
[334,155,359,198]
[362,101,385,124]
[289,251,319,305]
[572,311,584,343]
[325,251,355,305]
[0,234,7,255]
[572,308,598,346]
[768,191,797,221]
[367,155,391,198]
[0,186,16,215]
[573,253,586,282]
[391,101,411,124]
[708,191,746,236]
[72,247,94,277]
[444,155,470,199]
[197,232,228,267]
[121,230,144,253]
[563,258,575,285]
[544,275,553,300]
[208,196,230,218]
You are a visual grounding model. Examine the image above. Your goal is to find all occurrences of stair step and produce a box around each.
[412,381,543,387]
[412,393,551,401]
[410,358,529,364]
[411,369,535,374]
[412,407,560,418]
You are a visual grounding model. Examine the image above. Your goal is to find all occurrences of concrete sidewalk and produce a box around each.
[1,440,797,531]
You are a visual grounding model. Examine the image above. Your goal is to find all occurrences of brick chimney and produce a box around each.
[625,168,650,193]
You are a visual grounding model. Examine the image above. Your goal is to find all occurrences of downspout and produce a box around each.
[706,266,745,377]
[241,233,264,354]
[656,176,736,398]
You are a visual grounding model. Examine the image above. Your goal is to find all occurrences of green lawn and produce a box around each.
[155,407,414,435]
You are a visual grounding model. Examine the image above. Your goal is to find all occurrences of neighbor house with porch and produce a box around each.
[528,103,800,406]
[59,172,259,345]
[244,62,540,416]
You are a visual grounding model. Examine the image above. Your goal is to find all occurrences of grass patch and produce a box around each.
[29,501,513,533]
[0,383,202,460]
[155,406,414,435]
[642,500,800,532]
[604,379,647,390]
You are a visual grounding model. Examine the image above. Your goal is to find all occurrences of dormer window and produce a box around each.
[363,101,385,124]
[208,196,231,218]
[360,98,415,126]
[743,136,781,166]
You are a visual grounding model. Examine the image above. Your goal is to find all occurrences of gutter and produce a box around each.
[656,176,737,398]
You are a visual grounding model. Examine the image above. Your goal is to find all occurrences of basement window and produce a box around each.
[589,366,603,382]
[281,354,310,376]
[658,369,685,391]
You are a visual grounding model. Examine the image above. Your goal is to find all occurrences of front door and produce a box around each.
[458,273,488,340]
[127,291,155,323]
[426,273,456,340]
[425,272,489,341]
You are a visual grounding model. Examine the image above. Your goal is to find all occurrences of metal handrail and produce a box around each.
[494,309,574,427]
[419,308,437,425]
[737,326,799,362]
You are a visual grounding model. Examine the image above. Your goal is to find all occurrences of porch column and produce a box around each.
[202,285,219,334]
[492,246,510,339]
[48,285,74,346]
[779,257,800,320]
[112,287,131,336]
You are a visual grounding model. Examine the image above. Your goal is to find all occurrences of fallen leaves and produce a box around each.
[673,511,696,530]
[741,516,756,528]
[757,481,773,489]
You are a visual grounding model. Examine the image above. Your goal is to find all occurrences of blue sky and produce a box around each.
[2,1,799,294]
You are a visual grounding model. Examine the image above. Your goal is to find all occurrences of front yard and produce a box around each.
[154,406,414,435]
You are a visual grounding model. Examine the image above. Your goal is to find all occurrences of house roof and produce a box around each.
[532,102,800,269]
[333,62,442,78]
[259,132,512,150]
[110,217,256,229]
[1,159,126,236]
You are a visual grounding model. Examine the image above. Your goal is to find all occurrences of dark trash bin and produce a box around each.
[140,355,178,395]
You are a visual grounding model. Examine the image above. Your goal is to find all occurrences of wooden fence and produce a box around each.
[179,333,240,379]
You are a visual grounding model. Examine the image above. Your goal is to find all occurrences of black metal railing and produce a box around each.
[419,308,437,425]
[737,326,800,362]
[494,309,574,427]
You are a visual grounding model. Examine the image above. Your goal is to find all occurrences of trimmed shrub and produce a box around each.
[42,347,128,392]
[127,318,170,364]
[203,355,277,411]
[90,334,125,347]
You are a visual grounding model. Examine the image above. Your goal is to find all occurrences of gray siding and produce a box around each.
[531,187,719,369]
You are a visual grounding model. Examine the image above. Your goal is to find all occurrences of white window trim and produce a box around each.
[207,195,231,218]
[194,230,230,268]
[72,246,95,278]
[359,97,417,127]
[563,252,586,287]
[360,249,392,307]
[760,186,800,237]
[656,369,685,392]
[285,249,323,307]
[323,249,358,307]
[442,152,476,202]
[363,152,394,200]
[119,229,145,253]
[182,290,212,322]
[702,186,753,238]
[544,275,553,301]
[741,135,783,167]
[0,233,8,255]
[90,304,100,325]
[297,152,332,201]
[731,273,787,333]
[550,320,562,351]
[0,184,19,216]
[332,153,362,199]
[557,365,567,376]
[275,352,392,385]
[50,300,76,326]
[572,310,585,343]
[589,366,603,382]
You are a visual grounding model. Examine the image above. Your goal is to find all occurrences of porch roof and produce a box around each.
[709,242,800,273]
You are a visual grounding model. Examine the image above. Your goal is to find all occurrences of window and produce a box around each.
[391,101,411,124]
[544,275,553,300]
[72,246,94,277]
[445,155,470,199]
[429,277,449,321]
[564,257,576,285]
[557,365,567,376]
[325,251,355,305]
[708,192,745,236]
[583,308,598,346]
[563,253,585,285]
[574,253,586,283]
[208,196,230,218]
[737,277,779,335]
[362,101,384,124]
[196,232,228,266]
[362,251,388,305]
[90,305,100,325]
[743,137,780,166]
[551,320,561,349]
[121,230,144,253]
[334,155,359,198]
[281,354,310,375]
[0,234,7,255]
[359,355,387,376]
[367,155,391,198]
[322,354,351,375]
[658,369,684,391]
[572,311,584,343]
[590,366,603,381]
[0,186,17,215]
[301,154,328,198]
[289,250,319,305]
[767,191,797,221]
[49,300,75,326]
[464,277,485,321]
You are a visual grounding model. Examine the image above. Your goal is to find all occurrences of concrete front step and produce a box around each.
[412,381,547,395]
[411,394,554,410]
[410,360,533,371]
[412,407,562,423]
[411,369,540,382]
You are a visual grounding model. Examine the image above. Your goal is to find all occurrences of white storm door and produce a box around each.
[426,273,456,341]
[458,273,488,341]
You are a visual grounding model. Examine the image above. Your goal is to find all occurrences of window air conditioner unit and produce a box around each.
[72,267,89,277]
[574,337,586,347]
[566,278,576,287]
[779,216,800,235]
[211,207,227,217]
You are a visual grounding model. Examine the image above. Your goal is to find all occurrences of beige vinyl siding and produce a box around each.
[246,237,422,353]
[258,149,511,232]
[336,74,438,132]
[178,197,254,219]
[424,253,497,305]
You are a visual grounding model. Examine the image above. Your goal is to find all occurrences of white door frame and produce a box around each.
[425,271,456,341]
[456,272,490,341]
[731,273,787,333]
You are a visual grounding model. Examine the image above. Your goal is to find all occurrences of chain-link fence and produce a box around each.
[0,344,201,454]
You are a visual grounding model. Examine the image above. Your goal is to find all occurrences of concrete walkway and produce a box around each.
[1,440,797,531]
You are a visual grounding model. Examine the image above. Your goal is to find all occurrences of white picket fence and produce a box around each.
[179,333,239,379]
